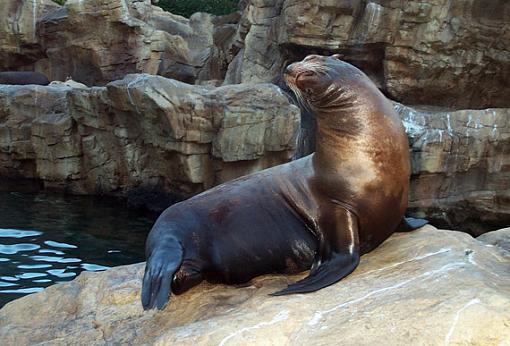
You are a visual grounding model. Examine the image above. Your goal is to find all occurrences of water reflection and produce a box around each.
[0,192,156,307]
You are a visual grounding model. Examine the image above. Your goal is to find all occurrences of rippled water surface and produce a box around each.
[0,192,156,307]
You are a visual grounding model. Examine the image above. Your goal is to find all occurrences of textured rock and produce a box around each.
[1,225,509,345]
[39,0,212,85]
[396,104,510,235]
[230,0,510,108]
[0,0,59,70]
[0,75,299,199]
[478,228,510,253]
[0,0,239,86]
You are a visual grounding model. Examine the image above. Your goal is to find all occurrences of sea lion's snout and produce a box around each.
[284,63,317,90]
[284,63,299,84]
[295,70,318,92]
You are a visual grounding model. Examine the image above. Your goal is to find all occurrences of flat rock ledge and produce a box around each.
[1,225,509,345]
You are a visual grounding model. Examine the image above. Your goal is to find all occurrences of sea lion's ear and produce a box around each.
[331,54,343,60]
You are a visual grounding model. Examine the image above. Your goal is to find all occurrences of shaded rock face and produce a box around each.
[230,0,510,109]
[0,0,59,70]
[0,0,239,86]
[397,104,510,236]
[1,0,508,108]
[38,0,240,86]
[0,76,299,200]
[1,226,509,345]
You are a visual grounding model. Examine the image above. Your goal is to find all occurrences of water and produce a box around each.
[0,192,156,307]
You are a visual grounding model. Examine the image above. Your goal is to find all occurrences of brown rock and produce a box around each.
[230,0,510,108]
[0,0,239,87]
[395,104,510,235]
[0,0,59,70]
[34,0,239,86]
[1,225,509,345]
[0,75,299,198]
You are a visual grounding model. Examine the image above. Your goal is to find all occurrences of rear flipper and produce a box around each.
[141,240,183,310]
[396,217,428,232]
[172,266,204,295]
[272,207,360,296]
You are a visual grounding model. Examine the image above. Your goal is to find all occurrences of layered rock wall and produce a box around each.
[0,76,299,199]
[0,0,508,232]
[231,0,510,108]
[0,0,239,87]
[0,0,59,70]
[3,0,508,108]
[397,104,510,235]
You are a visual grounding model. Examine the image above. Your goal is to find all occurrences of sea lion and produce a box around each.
[141,54,427,310]
[0,71,50,86]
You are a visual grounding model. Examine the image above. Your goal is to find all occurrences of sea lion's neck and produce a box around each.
[312,94,383,170]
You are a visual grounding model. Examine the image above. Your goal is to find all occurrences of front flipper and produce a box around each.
[396,217,428,232]
[141,240,183,310]
[272,207,359,295]
[271,252,359,295]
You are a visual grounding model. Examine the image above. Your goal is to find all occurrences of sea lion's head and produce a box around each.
[284,54,365,112]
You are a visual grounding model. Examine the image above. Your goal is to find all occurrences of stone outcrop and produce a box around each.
[0,75,299,199]
[2,0,509,108]
[396,104,510,235]
[37,0,240,86]
[477,227,510,253]
[230,0,510,109]
[1,225,509,345]
[0,0,239,86]
[0,0,59,70]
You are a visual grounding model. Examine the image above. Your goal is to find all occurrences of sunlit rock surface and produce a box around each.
[396,104,510,235]
[1,225,509,345]
[477,227,510,253]
[230,0,510,108]
[0,76,299,198]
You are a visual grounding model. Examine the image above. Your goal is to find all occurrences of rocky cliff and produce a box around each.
[398,104,510,235]
[1,0,239,86]
[231,0,510,109]
[0,0,60,71]
[0,76,298,200]
[1,80,507,233]
[3,0,509,109]
[1,226,509,345]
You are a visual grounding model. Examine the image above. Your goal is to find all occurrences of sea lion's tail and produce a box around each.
[141,238,183,310]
